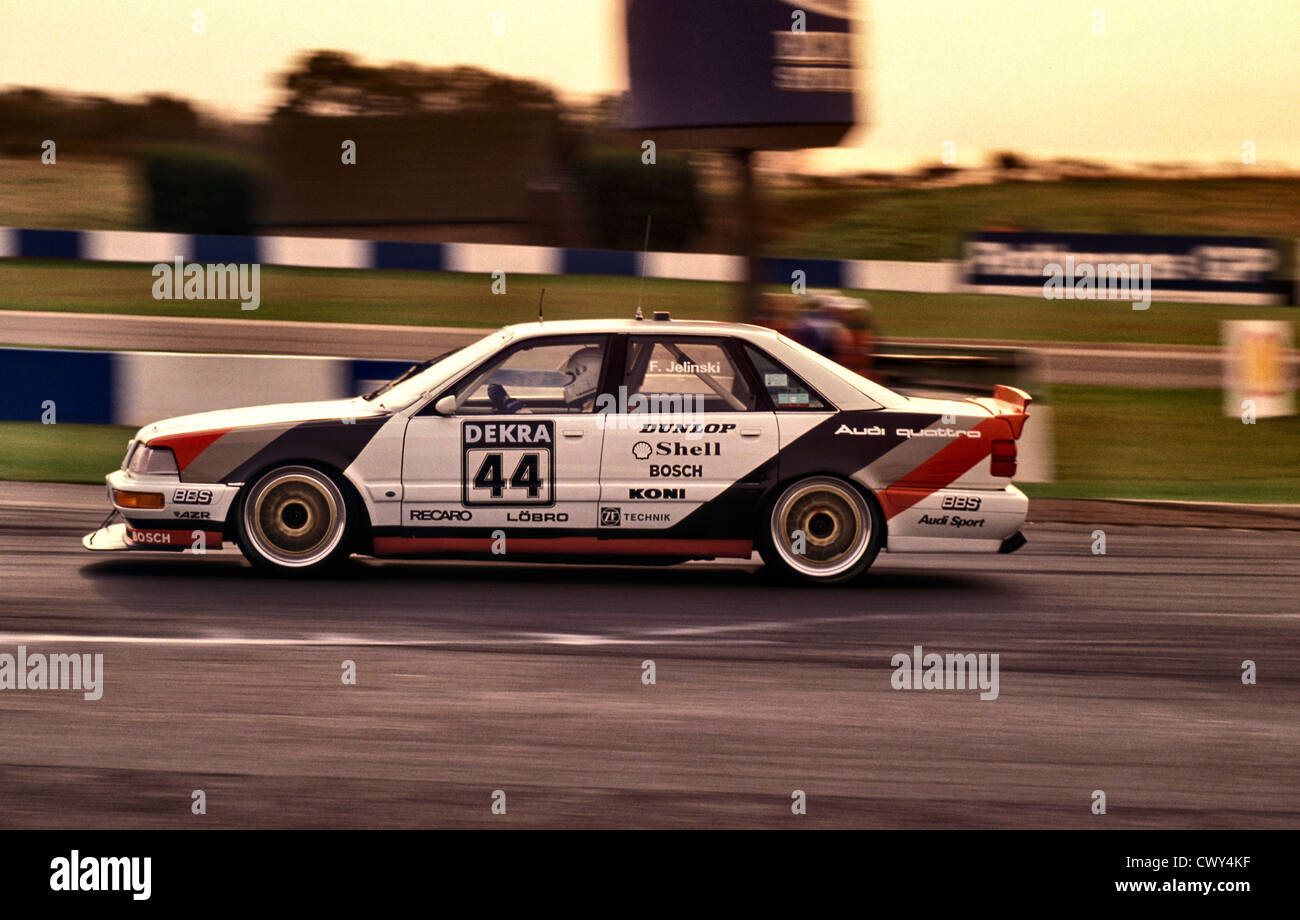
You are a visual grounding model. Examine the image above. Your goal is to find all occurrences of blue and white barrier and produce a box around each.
[0,226,932,292]
[0,226,1288,304]
[0,345,1056,481]
[0,346,412,427]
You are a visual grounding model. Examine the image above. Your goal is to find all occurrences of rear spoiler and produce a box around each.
[992,385,1032,413]
[966,385,1033,438]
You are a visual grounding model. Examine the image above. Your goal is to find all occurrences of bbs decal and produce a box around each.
[941,495,981,511]
[462,420,555,507]
[172,489,213,505]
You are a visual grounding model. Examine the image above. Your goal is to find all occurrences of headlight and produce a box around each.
[126,445,179,476]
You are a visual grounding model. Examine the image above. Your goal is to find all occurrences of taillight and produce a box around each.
[991,439,1017,478]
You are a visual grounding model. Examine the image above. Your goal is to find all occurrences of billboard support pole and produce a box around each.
[734,147,761,321]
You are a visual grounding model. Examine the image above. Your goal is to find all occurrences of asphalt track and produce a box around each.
[0,481,1296,828]
[3,309,1284,387]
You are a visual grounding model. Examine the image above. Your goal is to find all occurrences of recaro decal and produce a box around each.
[409,509,473,521]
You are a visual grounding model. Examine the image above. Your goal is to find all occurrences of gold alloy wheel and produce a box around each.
[242,466,347,568]
[770,476,872,579]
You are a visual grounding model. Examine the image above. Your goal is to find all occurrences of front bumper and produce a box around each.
[82,520,131,551]
[81,469,239,552]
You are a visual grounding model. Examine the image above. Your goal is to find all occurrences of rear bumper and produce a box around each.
[883,484,1028,553]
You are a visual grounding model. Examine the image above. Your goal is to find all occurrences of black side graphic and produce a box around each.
[220,416,389,483]
[662,410,938,538]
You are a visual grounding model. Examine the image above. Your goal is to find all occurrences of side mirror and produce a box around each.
[434,395,457,416]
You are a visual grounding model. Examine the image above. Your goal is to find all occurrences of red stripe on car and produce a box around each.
[125,527,223,549]
[876,417,1008,519]
[373,536,753,559]
[147,428,232,472]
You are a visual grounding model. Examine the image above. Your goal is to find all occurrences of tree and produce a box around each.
[274,51,560,117]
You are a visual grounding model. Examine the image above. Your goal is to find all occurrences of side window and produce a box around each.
[623,337,757,413]
[743,345,829,410]
[453,337,607,415]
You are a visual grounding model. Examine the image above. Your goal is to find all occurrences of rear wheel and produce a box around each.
[236,465,352,573]
[760,476,882,585]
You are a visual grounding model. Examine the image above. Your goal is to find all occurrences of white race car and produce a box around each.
[83,315,1032,585]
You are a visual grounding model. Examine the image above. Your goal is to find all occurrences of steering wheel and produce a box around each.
[487,383,526,415]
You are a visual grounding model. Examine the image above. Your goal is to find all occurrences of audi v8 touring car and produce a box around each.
[83,315,1032,585]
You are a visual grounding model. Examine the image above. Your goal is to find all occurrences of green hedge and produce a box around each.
[140,147,259,234]
[573,148,703,251]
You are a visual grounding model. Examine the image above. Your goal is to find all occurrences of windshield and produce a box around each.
[363,352,457,401]
[367,329,514,411]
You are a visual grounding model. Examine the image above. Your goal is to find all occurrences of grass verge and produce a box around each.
[1,260,1295,347]
[0,422,134,484]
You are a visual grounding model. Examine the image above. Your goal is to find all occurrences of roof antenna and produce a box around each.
[634,213,652,321]
[537,287,545,325]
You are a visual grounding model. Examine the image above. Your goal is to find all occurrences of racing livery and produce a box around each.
[83,316,1032,584]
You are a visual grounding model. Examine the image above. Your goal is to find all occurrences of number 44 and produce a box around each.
[473,452,543,499]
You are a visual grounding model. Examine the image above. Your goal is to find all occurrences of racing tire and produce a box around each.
[758,475,883,586]
[235,465,354,574]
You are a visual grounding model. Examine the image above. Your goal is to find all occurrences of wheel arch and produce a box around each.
[758,469,890,547]
[224,458,373,550]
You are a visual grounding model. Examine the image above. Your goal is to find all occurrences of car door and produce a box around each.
[401,334,610,533]
[597,333,778,537]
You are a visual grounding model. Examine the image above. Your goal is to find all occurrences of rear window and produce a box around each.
[743,344,829,410]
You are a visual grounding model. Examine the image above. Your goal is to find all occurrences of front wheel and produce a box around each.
[235,465,352,574]
[759,476,883,585]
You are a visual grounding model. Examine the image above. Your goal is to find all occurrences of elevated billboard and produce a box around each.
[625,0,857,149]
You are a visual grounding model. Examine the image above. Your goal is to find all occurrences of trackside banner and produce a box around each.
[964,231,1285,300]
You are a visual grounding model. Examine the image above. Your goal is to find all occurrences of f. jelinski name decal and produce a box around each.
[462,420,555,507]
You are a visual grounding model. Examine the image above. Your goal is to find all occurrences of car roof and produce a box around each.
[501,318,783,340]
[495,317,902,411]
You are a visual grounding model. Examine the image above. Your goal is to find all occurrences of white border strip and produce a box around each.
[82,230,188,264]
[443,242,562,275]
[261,235,370,269]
